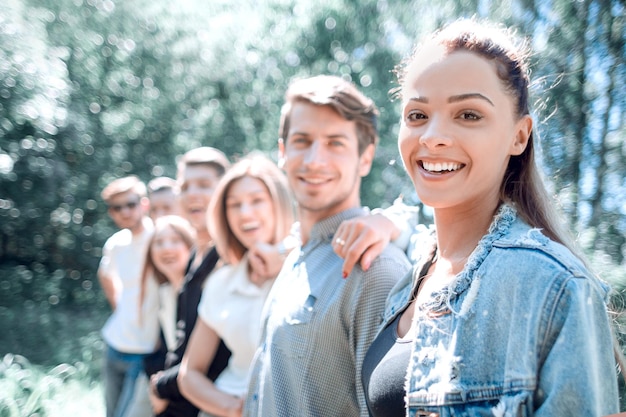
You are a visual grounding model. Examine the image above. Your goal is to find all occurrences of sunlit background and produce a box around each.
[1,0,624,414]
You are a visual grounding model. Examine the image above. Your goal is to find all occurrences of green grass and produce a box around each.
[0,354,104,417]
[0,304,107,416]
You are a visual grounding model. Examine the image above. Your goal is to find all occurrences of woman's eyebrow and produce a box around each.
[449,93,494,106]
[407,93,494,107]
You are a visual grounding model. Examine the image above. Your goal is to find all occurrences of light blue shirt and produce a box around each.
[244,207,411,417]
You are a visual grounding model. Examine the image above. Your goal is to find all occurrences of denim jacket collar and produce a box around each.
[383,203,609,326]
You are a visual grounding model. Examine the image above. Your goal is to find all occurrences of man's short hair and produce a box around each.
[279,75,379,154]
[176,147,231,180]
[147,176,178,195]
[101,175,147,203]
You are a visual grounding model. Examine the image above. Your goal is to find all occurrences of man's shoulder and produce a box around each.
[376,243,411,267]
[103,228,132,249]
[361,244,411,281]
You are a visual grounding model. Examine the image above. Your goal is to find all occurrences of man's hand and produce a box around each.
[332,214,399,278]
[149,372,169,414]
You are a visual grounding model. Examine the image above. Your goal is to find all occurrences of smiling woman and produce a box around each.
[139,215,196,375]
[361,18,621,417]
[399,48,530,212]
[177,153,294,417]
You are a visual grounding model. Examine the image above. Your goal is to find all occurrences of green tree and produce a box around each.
[0,0,76,305]
[1,3,624,392]
[521,0,625,262]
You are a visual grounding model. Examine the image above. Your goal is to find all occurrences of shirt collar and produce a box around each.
[225,255,273,296]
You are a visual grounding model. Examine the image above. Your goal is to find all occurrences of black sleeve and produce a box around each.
[155,341,231,400]
[144,331,168,377]
[154,363,184,400]
[155,248,230,401]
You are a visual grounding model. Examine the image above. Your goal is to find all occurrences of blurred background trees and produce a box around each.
[0,0,624,385]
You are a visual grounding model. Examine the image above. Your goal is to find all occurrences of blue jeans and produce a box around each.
[103,345,147,417]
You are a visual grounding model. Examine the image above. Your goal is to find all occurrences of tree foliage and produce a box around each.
[1,0,624,310]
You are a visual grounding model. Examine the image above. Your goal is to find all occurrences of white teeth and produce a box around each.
[241,222,260,231]
[422,161,461,172]
[304,178,326,184]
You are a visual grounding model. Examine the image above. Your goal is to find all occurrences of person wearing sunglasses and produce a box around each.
[99,175,160,417]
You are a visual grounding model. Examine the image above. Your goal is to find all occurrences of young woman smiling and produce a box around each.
[139,215,196,379]
[361,19,620,416]
[142,215,195,354]
[178,154,294,417]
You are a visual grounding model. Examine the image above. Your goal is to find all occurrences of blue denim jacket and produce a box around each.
[382,205,619,417]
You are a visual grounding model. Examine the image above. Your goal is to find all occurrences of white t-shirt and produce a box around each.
[197,256,274,396]
[100,217,160,353]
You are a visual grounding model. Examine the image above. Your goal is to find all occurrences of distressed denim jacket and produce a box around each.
[382,205,619,417]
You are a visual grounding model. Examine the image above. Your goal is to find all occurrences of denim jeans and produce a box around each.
[103,345,148,417]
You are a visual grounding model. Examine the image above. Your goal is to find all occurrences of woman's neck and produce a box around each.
[195,230,213,259]
[432,202,498,273]
[165,272,185,292]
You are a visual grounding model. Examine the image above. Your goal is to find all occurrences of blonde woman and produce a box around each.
[178,154,294,417]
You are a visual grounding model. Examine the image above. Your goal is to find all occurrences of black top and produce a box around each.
[154,247,232,417]
[362,312,412,417]
[362,257,434,417]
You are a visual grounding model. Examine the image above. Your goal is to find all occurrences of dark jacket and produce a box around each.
[154,247,231,417]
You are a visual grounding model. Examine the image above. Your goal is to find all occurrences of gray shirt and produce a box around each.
[244,207,411,417]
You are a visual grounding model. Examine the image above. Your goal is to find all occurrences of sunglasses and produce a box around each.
[109,200,139,213]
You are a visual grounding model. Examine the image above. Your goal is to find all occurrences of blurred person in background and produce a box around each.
[139,215,196,383]
[122,178,181,417]
[148,177,180,221]
[148,147,232,417]
[98,175,159,417]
